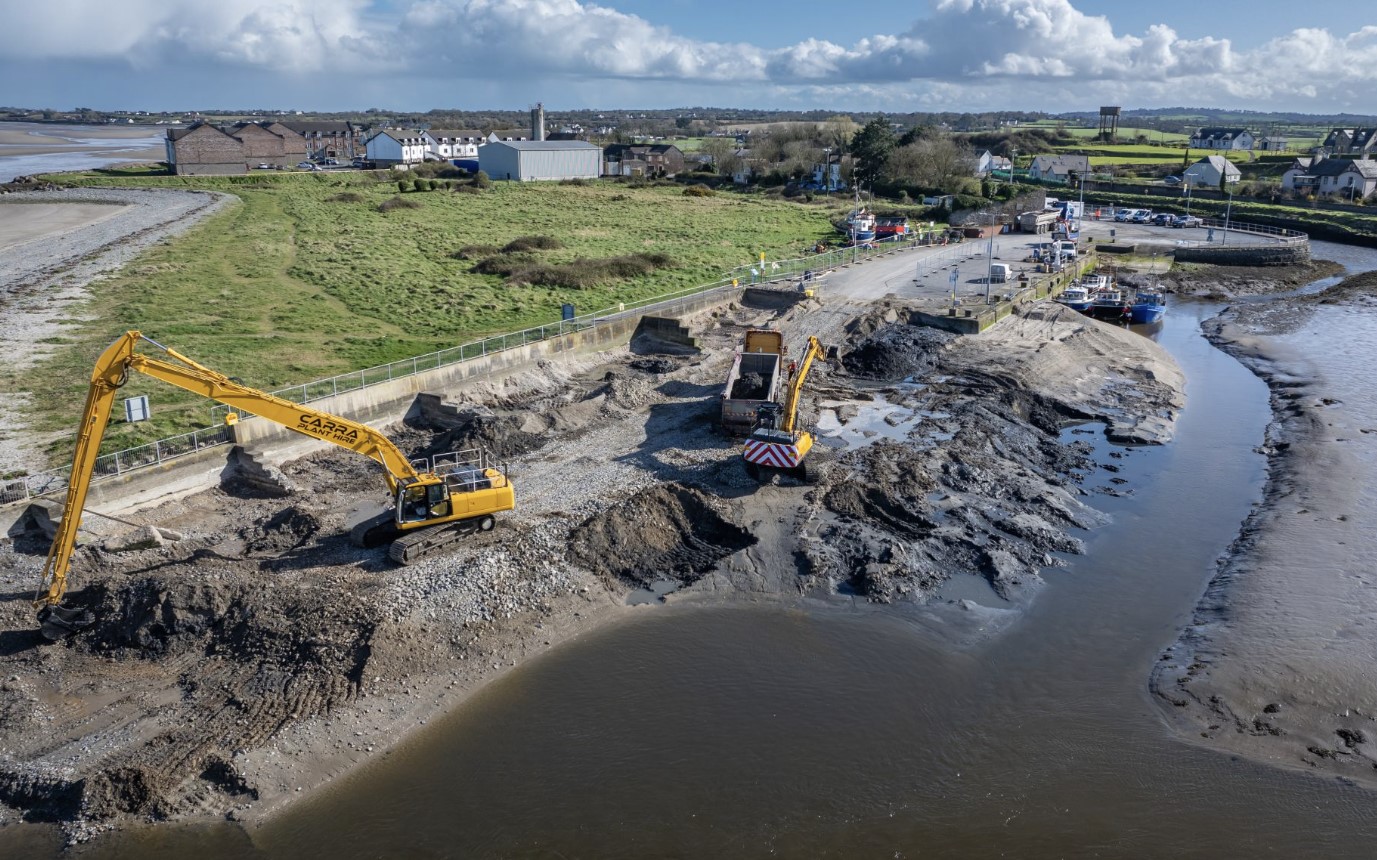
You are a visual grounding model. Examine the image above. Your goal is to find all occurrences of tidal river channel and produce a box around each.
[15,243,1377,858]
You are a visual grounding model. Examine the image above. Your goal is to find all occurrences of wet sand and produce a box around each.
[0,202,129,251]
[0,124,166,148]
[1153,270,1377,786]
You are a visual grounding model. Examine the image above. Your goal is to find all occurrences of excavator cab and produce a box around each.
[398,481,452,524]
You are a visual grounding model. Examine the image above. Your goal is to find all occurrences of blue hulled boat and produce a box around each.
[1131,289,1166,324]
[1057,284,1095,312]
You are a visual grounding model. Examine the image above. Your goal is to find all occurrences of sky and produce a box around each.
[0,0,1372,115]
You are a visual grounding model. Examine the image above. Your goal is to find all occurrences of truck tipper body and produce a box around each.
[721,329,786,435]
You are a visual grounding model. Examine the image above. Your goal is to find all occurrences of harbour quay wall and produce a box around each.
[1172,244,1311,266]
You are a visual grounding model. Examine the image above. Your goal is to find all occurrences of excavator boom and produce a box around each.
[34,331,512,639]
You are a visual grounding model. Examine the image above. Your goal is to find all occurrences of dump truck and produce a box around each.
[720,329,786,435]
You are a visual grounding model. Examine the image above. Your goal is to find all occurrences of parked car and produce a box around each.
[324,158,339,166]
[1151,213,1175,226]
[254,162,273,170]
[1163,175,1183,186]
[1130,209,1153,223]
[1171,214,1203,228]
[296,161,319,170]
[1113,209,1133,222]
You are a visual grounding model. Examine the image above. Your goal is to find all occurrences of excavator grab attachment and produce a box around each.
[37,604,96,642]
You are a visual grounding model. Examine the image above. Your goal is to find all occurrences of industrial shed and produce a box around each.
[479,140,601,182]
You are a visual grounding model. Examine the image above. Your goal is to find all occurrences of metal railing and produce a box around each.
[4,234,940,504]
[1,424,233,505]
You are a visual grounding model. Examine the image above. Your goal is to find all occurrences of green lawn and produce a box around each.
[20,172,842,454]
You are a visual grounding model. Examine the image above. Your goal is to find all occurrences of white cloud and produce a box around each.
[2,0,1375,112]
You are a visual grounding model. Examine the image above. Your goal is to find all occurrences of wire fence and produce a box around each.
[2,232,942,505]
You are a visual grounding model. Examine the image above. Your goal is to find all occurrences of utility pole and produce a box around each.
[984,211,996,304]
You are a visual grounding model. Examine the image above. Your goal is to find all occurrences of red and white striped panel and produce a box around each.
[744,439,801,468]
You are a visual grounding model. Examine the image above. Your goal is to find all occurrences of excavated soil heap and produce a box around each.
[567,483,756,588]
[730,372,768,400]
[842,324,956,380]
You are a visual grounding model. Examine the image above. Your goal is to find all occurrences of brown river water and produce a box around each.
[8,242,1377,858]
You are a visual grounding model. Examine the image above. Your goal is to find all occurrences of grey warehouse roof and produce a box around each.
[487,140,601,150]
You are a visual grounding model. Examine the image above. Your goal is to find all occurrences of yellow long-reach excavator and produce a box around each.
[742,335,824,483]
[34,330,514,640]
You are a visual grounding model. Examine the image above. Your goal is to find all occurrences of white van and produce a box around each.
[989,263,1012,283]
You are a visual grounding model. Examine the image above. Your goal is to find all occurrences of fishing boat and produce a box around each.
[1056,284,1095,312]
[1131,288,1166,324]
[1080,274,1110,292]
[1087,286,1132,321]
[840,208,876,242]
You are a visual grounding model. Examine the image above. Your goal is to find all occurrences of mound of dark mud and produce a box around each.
[567,484,756,588]
[731,372,768,400]
[1148,259,1343,298]
[809,387,1096,602]
[418,404,546,460]
[242,508,322,555]
[629,357,677,374]
[77,570,378,671]
[842,324,956,380]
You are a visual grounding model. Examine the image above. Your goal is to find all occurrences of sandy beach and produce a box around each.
[0,189,234,474]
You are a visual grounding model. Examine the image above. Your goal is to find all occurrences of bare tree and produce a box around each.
[887,136,977,191]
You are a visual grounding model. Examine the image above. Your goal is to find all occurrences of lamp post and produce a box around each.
[1222,180,1235,245]
[984,211,996,304]
[823,147,832,192]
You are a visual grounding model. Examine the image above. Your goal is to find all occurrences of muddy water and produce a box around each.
[255,302,1368,856]
[15,254,1377,857]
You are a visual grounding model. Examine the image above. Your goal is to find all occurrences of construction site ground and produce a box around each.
[0,241,1185,840]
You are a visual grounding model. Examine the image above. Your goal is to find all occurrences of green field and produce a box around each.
[19,171,842,453]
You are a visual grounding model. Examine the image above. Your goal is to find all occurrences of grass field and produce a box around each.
[21,171,843,453]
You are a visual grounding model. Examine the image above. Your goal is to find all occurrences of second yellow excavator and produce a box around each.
[742,335,824,483]
[34,331,515,640]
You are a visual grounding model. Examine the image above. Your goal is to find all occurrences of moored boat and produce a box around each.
[1131,289,1166,324]
[1087,287,1131,321]
[1057,284,1094,312]
[840,208,877,241]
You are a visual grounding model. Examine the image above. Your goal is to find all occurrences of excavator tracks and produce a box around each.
[388,514,496,565]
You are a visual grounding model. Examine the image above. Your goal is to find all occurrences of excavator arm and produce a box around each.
[35,331,429,635]
[779,336,823,433]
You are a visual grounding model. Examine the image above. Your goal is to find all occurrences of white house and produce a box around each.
[1281,156,1316,192]
[478,140,602,181]
[1189,128,1257,150]
[1183,155,1242,189]
[426,129,484,160]
[1027,154,1089,183]
[365,129,429,167]
[975,151,1013,176]
[1308,157,1377,200]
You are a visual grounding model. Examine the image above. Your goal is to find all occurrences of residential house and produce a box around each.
[1183,155,1242,189]
[278,120,360,160]
[485,130,530,143]
[602,143,686,177]
[975,150,1012,176]
[1257,135,1289,152]
[1027,154,1090,183]
[229,122,297,169]
[165,123,246,175]
[1280,156,1317,192]
[1321,128,1377,158]
[1189,128,1257,150]
[1308,157,1377,200]
[425,129,485,160]
[365,129,430,167]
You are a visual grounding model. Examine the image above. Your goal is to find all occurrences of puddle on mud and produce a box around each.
[626,579,679,605]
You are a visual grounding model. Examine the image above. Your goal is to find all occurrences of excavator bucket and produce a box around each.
[37,604,96,642]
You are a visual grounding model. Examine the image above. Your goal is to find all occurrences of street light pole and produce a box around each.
[984,212,995,304]
[1222,181,1234,245]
